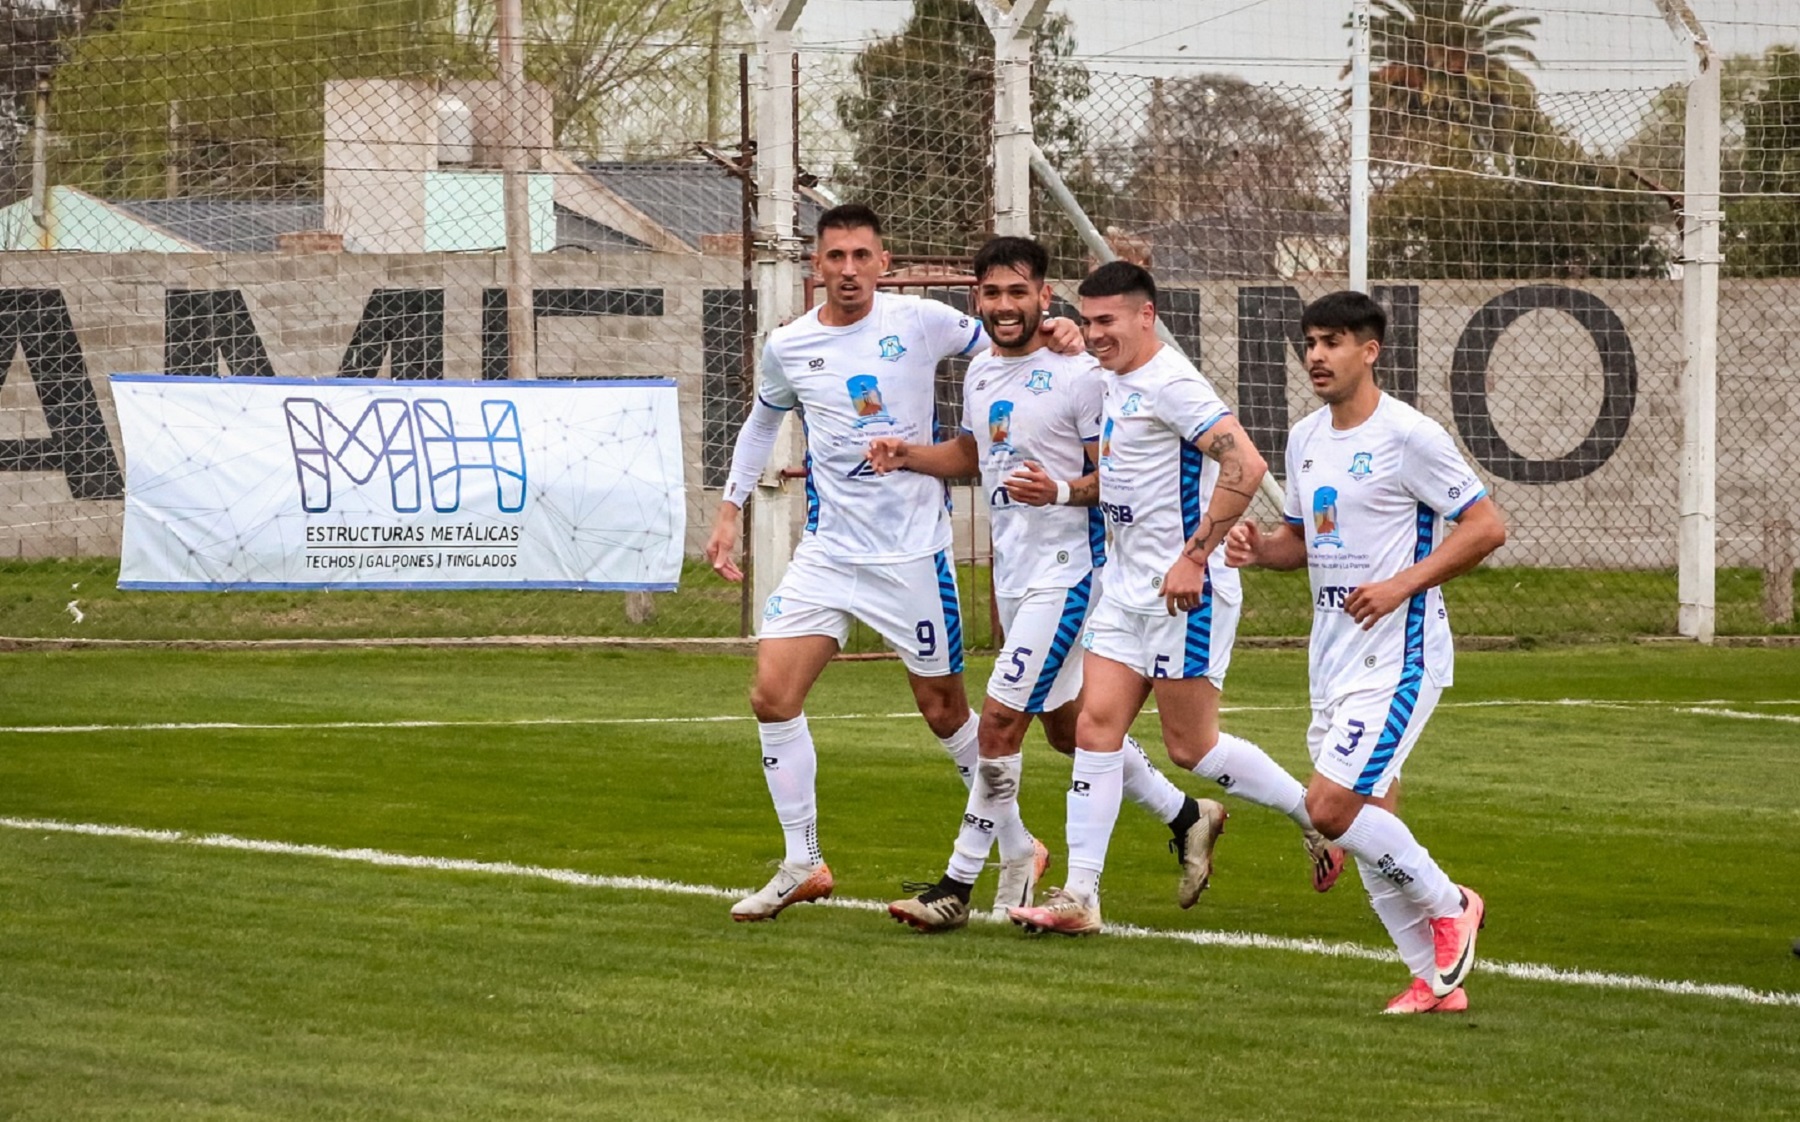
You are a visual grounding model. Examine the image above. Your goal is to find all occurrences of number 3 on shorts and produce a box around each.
[1331,718,1366,757]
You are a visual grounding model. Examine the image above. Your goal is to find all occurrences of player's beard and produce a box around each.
[982,305,1042,352]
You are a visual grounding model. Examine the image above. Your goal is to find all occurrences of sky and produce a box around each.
[793,1,1795,90]
[788,1,1796,151]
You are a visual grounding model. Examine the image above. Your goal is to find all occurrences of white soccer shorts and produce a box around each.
[1079,582,1240,688]
[1307,679,1443,798]
[757,539,965,677]
[989,574,1095,715]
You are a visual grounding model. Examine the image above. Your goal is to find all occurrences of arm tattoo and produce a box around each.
[1204,430,1237,461]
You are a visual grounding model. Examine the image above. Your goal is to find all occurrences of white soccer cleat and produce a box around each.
[730,860,834,922]
[991,836,1051,917]
[1173,798,1228,909]
[1007,886,1102,936]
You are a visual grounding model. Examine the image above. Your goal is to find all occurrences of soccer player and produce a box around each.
[865,236,1227,933]
[1225,290,1505,1013]
[1007,261,1343,937]
[705,204,1082,923]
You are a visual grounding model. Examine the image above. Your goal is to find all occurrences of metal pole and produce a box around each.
[1677,26,1720,643]
[745,0,809,621]
[30,77,49,238]
[1349,0,1372,292]
[981,1,1047,237]
[499,0,536,381]
[1030,142,1285,513]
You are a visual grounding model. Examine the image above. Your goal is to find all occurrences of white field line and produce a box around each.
[3,815,1795,1010]
[0,696,1789,735]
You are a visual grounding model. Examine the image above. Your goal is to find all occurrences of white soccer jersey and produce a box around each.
[961,348,1106,598]
[1282,393,1487,703]
[1095,344,1240,615]
[758,292,984,564]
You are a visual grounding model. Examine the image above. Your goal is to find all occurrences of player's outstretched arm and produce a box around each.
[1225,521,1307,571]
[1003,460,1096,507]
[866,433,977,479]
[1344,496,1507,629]
[707,397,790,583]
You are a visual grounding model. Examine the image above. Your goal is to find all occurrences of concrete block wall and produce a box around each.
[1,251,1795,570]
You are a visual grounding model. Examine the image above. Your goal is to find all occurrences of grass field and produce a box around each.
[6,557,1799,642]
[2,644,1797,1120]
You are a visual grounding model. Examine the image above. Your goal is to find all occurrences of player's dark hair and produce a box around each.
[1301,290,1386,344]
[816,203,882,240]
[1077,260,1156,306]
[971,236,1049,285]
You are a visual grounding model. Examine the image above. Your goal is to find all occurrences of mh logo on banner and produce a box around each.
[283,397,527,514]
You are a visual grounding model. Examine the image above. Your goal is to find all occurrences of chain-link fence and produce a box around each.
[1,1,1796,643]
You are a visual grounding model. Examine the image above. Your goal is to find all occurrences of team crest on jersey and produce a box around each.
[1121,392,1143,416]
[988,400,1015,453]
[764,595,784,619]
[1349,451,1374,480]
[1025,369,1054,395]
[846,374,893,427]
[877,335,907,361]
[1312,486,1344,549]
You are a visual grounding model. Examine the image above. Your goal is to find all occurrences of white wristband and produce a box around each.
[1053,479,1071,506]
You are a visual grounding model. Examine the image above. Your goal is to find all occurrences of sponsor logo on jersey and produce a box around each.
[1099,417,1115,466]
[1301,458,1314,472]
[846,374,893,427]
[1349,451,1374,480]
[807,357,825,370]
[1312,485,1343,548]
[877,335,907,361]
[1025,369,1054,394]
[988,400,1015,452]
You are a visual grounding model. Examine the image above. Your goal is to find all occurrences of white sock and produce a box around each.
[1121,734,1187,824]
[1335,805,1461,918]
[937,712,979,790]
[1064,748,1124,904]
[1190,731,1312,831]
[1359,857,1435,979]
[946,753,1025,883]
[758,715,820,866]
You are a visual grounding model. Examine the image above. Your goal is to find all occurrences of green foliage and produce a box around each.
[49,0,471,199]
[833,0,1095,263]
[1104,74,1336,226]
[1726,45,1800,277]
[1360,0,1664,279]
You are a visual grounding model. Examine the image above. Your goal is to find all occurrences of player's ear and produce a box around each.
[1037,283,1052,312]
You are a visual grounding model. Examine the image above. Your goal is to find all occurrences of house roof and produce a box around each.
[579,160,824,251]
[109,198,325,253]
[552,204,650,252]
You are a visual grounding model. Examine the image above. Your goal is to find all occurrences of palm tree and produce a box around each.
[1358,0,1543,169]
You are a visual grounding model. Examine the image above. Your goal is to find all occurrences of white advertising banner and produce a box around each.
[112,375,684,591]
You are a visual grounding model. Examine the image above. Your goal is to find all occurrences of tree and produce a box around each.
[458,0,747,156]
[42,0,741,200]
[47,0,469,200]
[1360,0,1664,279]
[1725,45,1800,277]
[1362,0,1542,171]
[1,0,119,200]
[833,0,1094,262]
[1104,73,1336,226]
